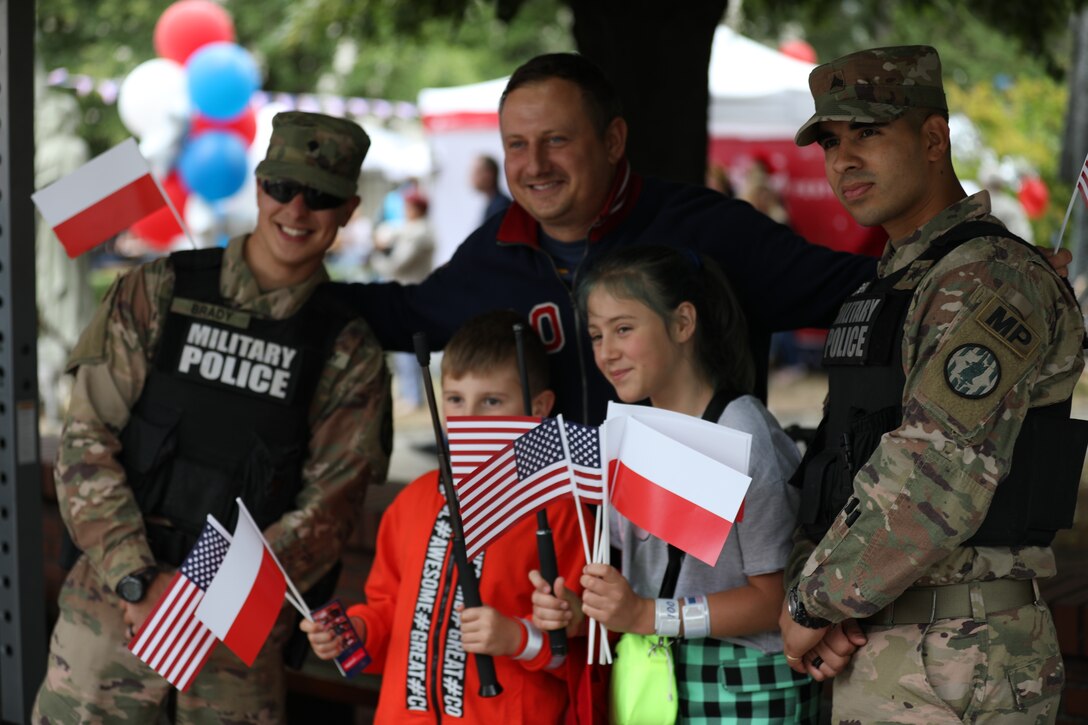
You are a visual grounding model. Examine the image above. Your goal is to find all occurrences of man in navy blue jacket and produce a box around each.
[338,53,878,424]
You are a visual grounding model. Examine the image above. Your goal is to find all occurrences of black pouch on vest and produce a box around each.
[965,409,1088,547]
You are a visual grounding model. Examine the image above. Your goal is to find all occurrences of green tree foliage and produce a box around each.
[947,78,1069,242]
[36,0,571,154]
[738,0,1080,241]
[742,0,1082,79]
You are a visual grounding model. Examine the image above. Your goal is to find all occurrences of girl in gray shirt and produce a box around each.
[532,246,817,723]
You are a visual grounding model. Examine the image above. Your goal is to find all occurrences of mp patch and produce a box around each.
[976,295,1039,359]
[945,344,1000,399]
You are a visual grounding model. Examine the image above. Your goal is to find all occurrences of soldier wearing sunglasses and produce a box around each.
[35,111,393,723]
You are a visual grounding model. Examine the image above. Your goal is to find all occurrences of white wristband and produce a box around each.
[654,598,681,637]
[514,618,544,661]
[681,595,711,639]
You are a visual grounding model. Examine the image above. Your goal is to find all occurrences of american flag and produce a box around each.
[128,517,231,691]
[1078,157,1088,207]
[447,416,540,483]
[563,420,605,503]
[456,418,572,558]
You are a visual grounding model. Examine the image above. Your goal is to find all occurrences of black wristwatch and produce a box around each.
[116,567,158,604]
[787,584,831,629]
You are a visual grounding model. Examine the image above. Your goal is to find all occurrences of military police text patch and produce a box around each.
[976,295,1039,359]
[944,344,1000,399]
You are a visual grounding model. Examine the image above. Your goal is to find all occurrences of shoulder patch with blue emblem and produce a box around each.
[944,344,1000,399]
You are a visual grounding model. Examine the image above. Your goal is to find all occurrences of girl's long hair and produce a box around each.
[575,245,755,398]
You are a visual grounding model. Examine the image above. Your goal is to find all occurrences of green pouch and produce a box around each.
[610,633,678,725]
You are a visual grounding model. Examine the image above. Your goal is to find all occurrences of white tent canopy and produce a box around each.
[707,26,815,139]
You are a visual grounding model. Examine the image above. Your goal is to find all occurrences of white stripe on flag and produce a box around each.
[31,138,150,224]
[447,416,539,483]
[196,518,266,638]
[619,418,749,518]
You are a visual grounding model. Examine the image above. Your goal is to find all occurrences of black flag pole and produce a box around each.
[513,323,568,658]
[413,332,502,698]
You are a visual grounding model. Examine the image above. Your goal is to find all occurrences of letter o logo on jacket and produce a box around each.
[529,303,564,353]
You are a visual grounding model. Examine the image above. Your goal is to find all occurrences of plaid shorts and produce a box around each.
[675,638,821,723]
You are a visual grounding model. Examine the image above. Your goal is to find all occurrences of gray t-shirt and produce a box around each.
[614,395,801,653]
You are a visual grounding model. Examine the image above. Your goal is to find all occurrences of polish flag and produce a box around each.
[609,417,750,566]
[194,509,287,667]
[31,138,169,258]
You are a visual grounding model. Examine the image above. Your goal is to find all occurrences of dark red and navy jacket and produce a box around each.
[334,163,876,424]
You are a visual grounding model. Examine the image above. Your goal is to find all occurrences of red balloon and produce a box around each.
[779,39,818,64]
[191,106,258,146]
[154,0,235,65]
[131,173,189,249]
[1018,176,1049,220]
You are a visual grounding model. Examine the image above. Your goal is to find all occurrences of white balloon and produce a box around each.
[118,58,189,139]
[138,119,187,179]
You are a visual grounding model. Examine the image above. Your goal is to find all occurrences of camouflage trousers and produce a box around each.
[33,555,292,725]
[831,601,1063,724]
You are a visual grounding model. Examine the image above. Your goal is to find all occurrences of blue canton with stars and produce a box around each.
[514,417,565,479]
[181,523,231,591]
[565,421,601,468]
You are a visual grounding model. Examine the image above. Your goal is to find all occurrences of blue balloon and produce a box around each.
[178,131,249,201]
[187,42,260,121]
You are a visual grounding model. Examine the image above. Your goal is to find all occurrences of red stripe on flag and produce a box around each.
[174,632,216,692]
[465,476,573,557]
[611,460,733,566]
[144,582,199,668]
[222,547,287,667]
[421,111,499,133]
[1078,169,1088,207]
[52,173,166,257]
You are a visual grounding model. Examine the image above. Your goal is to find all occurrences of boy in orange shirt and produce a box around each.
[302,309,588,722]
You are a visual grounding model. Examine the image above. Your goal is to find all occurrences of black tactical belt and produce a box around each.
[863,579,1038,626]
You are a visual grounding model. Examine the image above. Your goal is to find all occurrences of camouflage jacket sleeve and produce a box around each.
[796,239,1084,622]
[262,318,392,593]
[54,259,173,589]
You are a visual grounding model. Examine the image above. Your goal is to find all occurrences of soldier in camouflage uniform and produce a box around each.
[778,46,1085,723]
[33,111,393,724]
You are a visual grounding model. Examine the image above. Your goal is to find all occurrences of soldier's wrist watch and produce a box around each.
[787,584,831,629]
[116,567,158,604]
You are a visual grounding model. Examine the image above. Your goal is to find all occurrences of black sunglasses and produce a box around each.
[260,179,346,211]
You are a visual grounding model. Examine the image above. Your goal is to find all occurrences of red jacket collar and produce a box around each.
[496,159,643,247]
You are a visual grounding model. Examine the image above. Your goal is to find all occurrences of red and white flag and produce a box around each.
[456,417,572,558]
[31,138,169,258]
[195,507,287,667]
[128,516,231,691]
[447,416,540,483]
[609,417,750,566]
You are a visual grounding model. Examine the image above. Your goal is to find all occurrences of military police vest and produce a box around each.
[120,248,356,567]
[793,221,1086,548]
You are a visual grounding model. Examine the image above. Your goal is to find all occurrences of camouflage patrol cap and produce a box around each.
[795,45,947,147]
[255,111,370,200]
